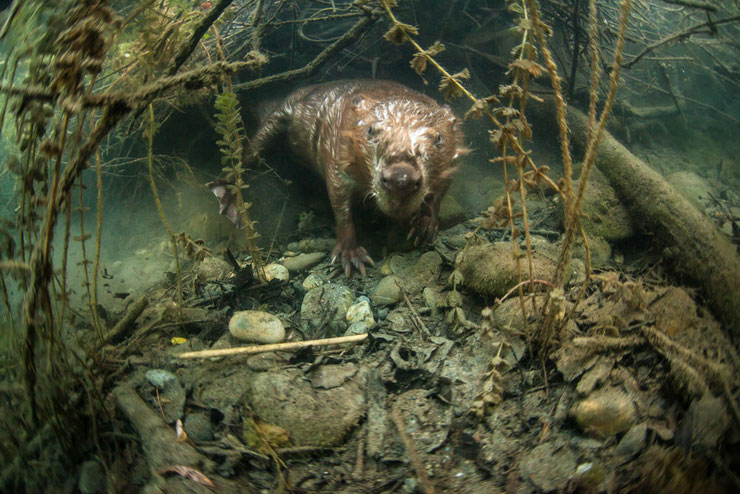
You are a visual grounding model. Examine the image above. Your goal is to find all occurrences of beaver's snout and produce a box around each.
[381,162,422,194]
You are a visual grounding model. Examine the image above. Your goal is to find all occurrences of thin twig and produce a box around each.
[176,333,368,359]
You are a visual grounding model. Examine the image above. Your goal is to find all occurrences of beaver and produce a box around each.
[216,79,467,275]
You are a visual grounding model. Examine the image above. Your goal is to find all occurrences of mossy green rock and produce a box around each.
[562,168,634,241]
[458,242,563,298]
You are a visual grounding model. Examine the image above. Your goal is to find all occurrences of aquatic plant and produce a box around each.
[213,89,264,280]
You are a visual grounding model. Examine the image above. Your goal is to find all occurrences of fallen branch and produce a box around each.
[168,0,235,76]
[531,98,740,335]
[232,13,376,93]
[624,15,740,69]
[176,333,368,359]
[97,296,149,347]
[391,403,436,494]
[660,0,717,12]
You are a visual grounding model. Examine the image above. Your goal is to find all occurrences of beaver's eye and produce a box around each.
[433,132,443,147]
[366,125,376,138]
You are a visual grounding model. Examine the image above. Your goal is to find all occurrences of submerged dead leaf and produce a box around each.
[158,465,214,488]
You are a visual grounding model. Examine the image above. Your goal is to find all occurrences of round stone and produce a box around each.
[346,300,375,328]
[229,310,286,344]
[263,263,289,282]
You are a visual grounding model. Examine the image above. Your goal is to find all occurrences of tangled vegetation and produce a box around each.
[0,0,738,491]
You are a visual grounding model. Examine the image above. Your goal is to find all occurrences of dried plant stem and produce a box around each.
[93,150,104,332]
[176,333,368,359]
[391,403,436,494]
[147,104,183,313]
[527,0,573,219]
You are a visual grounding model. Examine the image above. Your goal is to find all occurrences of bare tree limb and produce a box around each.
[624,15,740,69]
[232,13,377,92]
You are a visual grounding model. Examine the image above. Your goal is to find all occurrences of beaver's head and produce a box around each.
[357,100,465,220]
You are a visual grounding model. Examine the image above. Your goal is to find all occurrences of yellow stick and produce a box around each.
[177,333,368,359]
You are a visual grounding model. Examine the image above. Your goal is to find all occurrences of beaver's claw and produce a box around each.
[332,243,375,277]
[408,213,438,247]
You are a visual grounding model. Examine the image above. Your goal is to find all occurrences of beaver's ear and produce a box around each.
[351,95,365,108]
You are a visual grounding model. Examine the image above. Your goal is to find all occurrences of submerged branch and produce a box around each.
[232,13,377,92]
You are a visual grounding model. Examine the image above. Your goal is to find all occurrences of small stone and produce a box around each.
[301,284,355,334]
[519,441,577,492]
[229,310,286,344]
[346,300,375,328]
[371,275,402,305]
[184,412,213,442]
[406,251,443,294]
[345,322,369,335]
[263,263,289,282]
[282,252,325,272]
[245,352,282,371]
[438,194,466,229]
[145,369,178,390]
[78,460,106,494]
[680,393,730,451]
[302,273,325,291]
[422,287,439,314]
[571,386,637,438]
[615,423,647,458]
[195,256,232,282]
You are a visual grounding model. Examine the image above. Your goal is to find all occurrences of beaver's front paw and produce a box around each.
[407,213,439,247]
[332,241,375,277]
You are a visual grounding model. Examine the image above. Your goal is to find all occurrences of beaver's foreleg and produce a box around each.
[408,194,441,247]
[327,164,374,276]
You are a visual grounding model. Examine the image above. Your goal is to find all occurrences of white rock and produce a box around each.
[264,263,289,282]
[346,300,375,328]
[229,310,286,344]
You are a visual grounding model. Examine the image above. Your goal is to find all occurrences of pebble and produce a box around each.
[615,422,647,457]
[78,460,106,494]
[681,393,730,450]
[570,386,637,438]
[229,310,286,344]
[519,441,577,492]
[346,300,375,328]
[145,369,178,390]
[263,263,289,282]
[370,275,402,306]
[282,252,325,272]
[302,273,325,291]
[345,322,370,335]
[184,412,214,442]
[300,284,355,333]
[422,287,440,314]
[195,256,231,282]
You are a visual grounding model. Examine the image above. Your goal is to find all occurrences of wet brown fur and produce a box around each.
[246,79,467,274]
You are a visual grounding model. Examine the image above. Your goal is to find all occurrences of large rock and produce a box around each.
[245,366,365,446]
[458,242,563,298]
[562,167,634,241]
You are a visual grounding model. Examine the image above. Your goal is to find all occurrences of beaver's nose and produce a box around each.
[381,162,422,193]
